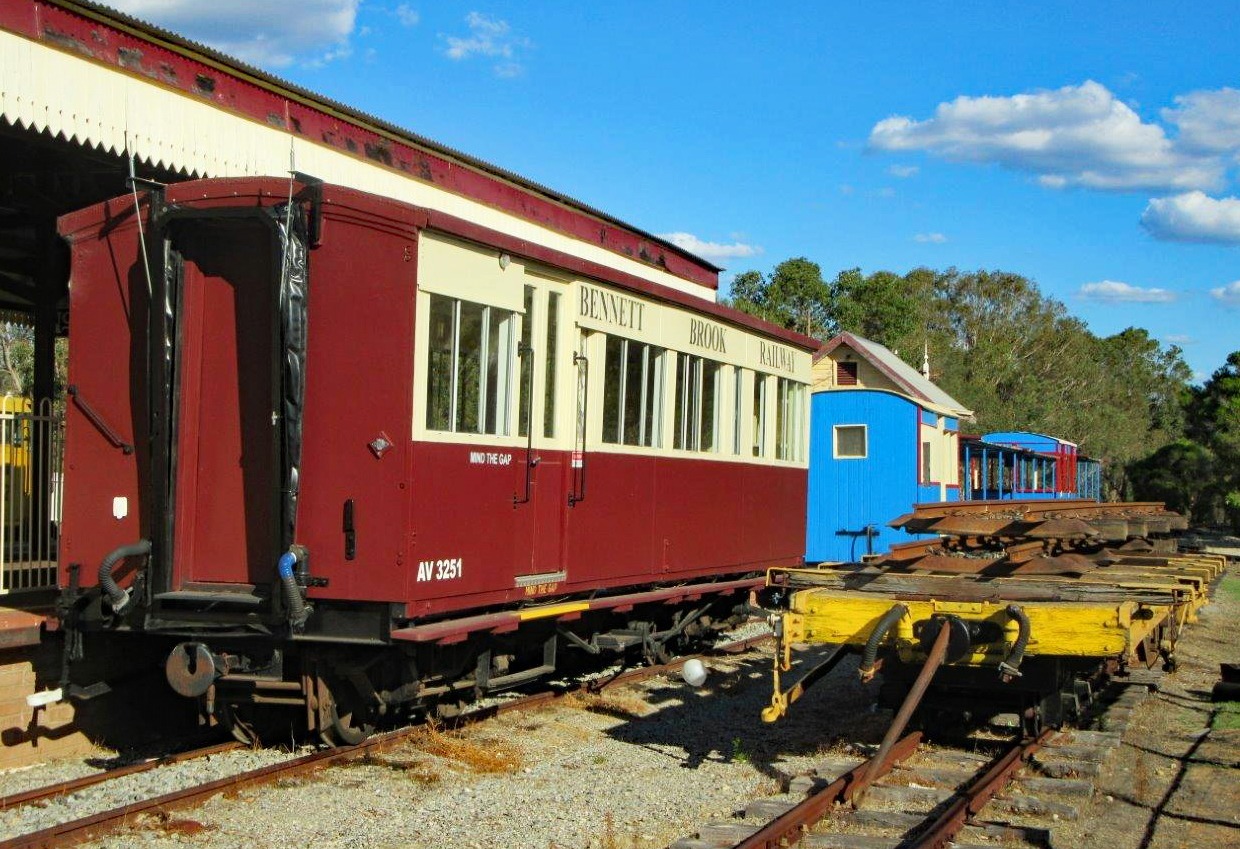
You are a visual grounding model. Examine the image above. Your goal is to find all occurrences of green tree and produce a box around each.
[0,323,34,395]
[1129,440,1218,522]
[826,268,921,348]
[767,257,831,338]
[725,270,780,325]
[1184,352,1240,527]
[726,258,831,338]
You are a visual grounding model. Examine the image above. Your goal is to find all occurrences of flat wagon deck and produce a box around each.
[762,500,1221,733]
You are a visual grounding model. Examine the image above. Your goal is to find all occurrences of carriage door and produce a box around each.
[514,285,568,588]
[170,219,281,588]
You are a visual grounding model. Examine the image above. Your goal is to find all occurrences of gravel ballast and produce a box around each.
[16,640,882,849]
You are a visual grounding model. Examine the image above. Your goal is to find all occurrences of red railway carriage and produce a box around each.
[56,177,816,743]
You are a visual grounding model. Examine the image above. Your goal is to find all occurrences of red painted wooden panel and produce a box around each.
[57,200,147,580]
[171,222,278,586]
[295,212,417,602]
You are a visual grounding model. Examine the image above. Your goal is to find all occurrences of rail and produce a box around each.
[0,398,63,595]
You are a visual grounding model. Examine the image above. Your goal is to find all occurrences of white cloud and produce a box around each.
[1211,280,1240,307]
[1163,88,1240,154]
[658,232,761,268]
[394,4,420,27]
[888,164,919,178]
[869,81,1223,192]
[109,0,359,68]
[913,232,947,243]
[1164,334,1195,345]
[442,12,531,77]
[1141,191,1240,244]
[1077,280,1177,303]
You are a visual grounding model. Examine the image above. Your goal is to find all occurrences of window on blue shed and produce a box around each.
[833,425,866,458]
[921,441,932,482]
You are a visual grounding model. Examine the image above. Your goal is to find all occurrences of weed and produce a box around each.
[601,812,618,849]
[412,720,522,773]
[1213,702,1240,730]
[1216,575,1240,604]
[562,689,650,719]
[731,737,751,764]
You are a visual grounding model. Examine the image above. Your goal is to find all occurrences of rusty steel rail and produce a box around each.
[852,620,951,803]
[0,740,242,812]
[908,727,1054,849]
[0,635,767,849]
[732,732,923,849]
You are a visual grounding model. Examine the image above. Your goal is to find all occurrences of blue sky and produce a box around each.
[111,1,1240,380]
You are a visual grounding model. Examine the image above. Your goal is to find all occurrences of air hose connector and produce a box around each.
[859,603,907,682]
[277,548,310,631]
[98,539,151,614]
[999,604,1031,681]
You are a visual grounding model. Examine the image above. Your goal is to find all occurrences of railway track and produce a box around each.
[0,740,242,812]
[0,634,769,849]
[671,677,1154,849]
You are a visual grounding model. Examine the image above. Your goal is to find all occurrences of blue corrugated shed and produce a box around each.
[806,389,933,562]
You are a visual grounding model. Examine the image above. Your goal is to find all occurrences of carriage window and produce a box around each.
[602,334,664,447]
[518,286,534,438]
[425,293,515,435]
[673,354,720,452]
[732,366,743,455]
[776,378,804,461]
[834,425,867,459]
[543,291,559,438]
[752,375,767,457]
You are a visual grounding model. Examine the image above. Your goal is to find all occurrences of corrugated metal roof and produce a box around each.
[818,332,973,418]
[0,9,714,301]
[45,0,723,274]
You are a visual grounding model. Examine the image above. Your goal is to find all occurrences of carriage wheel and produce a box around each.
[318,677,376,747]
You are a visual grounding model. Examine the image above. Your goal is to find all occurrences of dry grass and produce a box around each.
[561,689,652,719]
[411,720,523,774]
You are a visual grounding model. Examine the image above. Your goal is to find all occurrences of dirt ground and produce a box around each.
[1052,552,1240,849]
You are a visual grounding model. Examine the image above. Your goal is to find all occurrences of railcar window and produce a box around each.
[921,441,932,483]
[425,293,515,435]
[518,286,534,438]
[700,361,719,452]
[732,366,743,455]
[774,379,807,461]
[834,424,867,459]
[544,292,559,438]
[752,375,767,457]
[674,354,720,452]
[602,334,664,447]
[426,295,455,430]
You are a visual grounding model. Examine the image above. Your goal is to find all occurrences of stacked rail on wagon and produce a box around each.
[764,500,1222,733]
